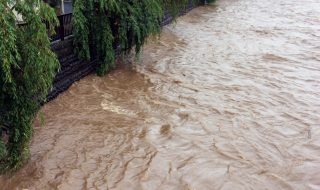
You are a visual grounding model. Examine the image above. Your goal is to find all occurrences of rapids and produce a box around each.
[1,0,320,189]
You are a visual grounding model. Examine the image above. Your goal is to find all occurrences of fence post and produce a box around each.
[59,15,65,41]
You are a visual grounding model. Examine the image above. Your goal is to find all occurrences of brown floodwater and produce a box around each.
[1,0,320,189]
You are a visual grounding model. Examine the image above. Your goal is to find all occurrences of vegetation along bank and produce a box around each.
[0,0,213,173]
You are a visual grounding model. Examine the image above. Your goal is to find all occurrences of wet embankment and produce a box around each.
[1,0,320,189]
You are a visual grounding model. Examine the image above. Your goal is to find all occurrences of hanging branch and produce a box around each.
[73,0,203,76]
[0,0,59,172]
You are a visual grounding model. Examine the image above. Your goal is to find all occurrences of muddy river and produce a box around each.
[1,0,320,189]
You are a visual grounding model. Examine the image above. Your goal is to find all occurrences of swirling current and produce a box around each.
[1,0,320,189]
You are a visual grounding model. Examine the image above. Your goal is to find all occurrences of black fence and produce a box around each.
[51,13,73,41]
[49,0,205,42]
[17,0,205,42]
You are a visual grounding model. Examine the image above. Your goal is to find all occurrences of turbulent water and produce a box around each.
[1,0,320,189]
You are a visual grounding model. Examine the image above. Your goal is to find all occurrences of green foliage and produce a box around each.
[0,0,59,172]
[73,0,203,75]
[206,0,217,4]
[0,140,7,160]
[0,0,205,173]
[163,0,199,17]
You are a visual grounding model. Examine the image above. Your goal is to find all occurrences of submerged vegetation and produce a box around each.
[0,0,209,172]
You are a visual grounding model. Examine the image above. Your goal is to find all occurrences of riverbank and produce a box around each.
[1,0,320,189]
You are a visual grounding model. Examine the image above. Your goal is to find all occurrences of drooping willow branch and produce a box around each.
[73,0,204,75]
[0,0,59,172]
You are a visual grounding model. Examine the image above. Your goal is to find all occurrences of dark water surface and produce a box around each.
[1,0,320,189]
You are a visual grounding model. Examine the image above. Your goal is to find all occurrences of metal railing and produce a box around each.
[51,13,73,41]
[48,0,204,42]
